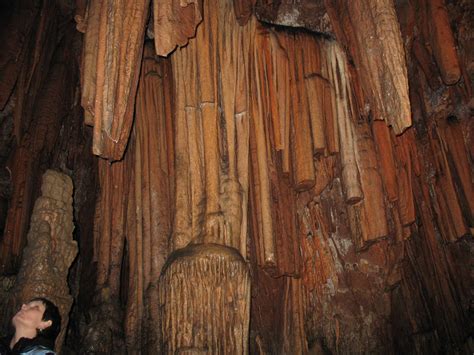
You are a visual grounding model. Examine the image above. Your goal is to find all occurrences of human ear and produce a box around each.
[40,320,52,330]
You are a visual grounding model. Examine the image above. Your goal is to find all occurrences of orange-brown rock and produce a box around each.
[80,0,150,160]
[159,244,250,354]
[13,170,77,353]
[325,0,412,134]
[0,1,472,354]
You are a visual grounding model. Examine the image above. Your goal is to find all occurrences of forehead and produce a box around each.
[26,300,46,310]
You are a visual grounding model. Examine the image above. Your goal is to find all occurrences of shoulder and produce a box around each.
[19,345,55,355]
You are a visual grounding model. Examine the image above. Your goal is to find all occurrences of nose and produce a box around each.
[21,303,27,310]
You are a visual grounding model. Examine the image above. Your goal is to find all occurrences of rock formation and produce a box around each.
[0,0,472,354]
[14,170,77,352]
[159,244,250,354]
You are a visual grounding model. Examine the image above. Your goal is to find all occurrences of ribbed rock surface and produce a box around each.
[159,244,250,354]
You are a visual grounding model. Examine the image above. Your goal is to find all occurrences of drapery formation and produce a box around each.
[0,0,471,353]
[80,43,174,353]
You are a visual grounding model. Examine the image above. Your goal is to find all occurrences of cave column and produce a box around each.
[157,0,253,353]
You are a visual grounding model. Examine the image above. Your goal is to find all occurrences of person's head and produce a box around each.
[12,297,61,343]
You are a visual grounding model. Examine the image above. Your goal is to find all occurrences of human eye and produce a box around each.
[27,302,40,309]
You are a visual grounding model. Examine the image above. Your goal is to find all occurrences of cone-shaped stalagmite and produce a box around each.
[14,170,77,353]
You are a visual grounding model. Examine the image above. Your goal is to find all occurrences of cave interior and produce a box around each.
[0,0,472,353]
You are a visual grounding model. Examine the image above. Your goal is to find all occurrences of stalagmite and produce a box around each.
[325,0,412,134]
[159,244,250,354]
[13,170,77,353]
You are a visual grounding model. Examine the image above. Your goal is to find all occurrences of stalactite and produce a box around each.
[250,26,277,267]
[394,129,416,227]
[159,0,252,352]
[80,0,100,126]
[2,1,472,354]
[412,38,442,91]
[153,0,202,56]
[170,0,250,254]
[298,182,393,353]
[371,121,398,202]
[320,44,339,155]
[426,0,461,85]
[0,26,72,274]
[80,0,150,160]
[268,31,292,171]
[82,159,128,353]
[303,36,326,155]
[290,35,316,191]
[12,2,58,142]
[438,119,473,224]
[325,41,363,204]
[429,125,469,240]
[124,43,174,351]
[282,278,307,354]
[349,121,389,248]
[325,0,412,134]
[0,2,41,110]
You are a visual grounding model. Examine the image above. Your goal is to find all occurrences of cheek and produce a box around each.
[14,311,43,328]
[29,312,44,326]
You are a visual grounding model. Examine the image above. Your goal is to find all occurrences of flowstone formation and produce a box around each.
[159,244,250,354]
[13,170,77,352]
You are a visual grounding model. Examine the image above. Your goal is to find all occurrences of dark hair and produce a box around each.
[30,297,61,345]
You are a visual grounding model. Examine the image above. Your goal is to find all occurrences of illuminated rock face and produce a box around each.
[14,170,77,352]
[159,244,250,355]
[0,0,472,354]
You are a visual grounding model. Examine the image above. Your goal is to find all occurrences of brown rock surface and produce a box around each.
[0,1,471,354]
[14,170,77,352]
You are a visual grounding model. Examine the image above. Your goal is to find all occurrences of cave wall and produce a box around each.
[0,0,472,354]
[0,0,98,347]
